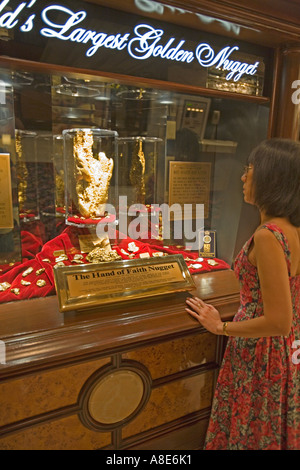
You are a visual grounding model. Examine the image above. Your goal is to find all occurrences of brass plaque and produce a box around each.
[54,254,195,312]
[168,162,211,219]
[0,154,14,229]
[199,230,216,258]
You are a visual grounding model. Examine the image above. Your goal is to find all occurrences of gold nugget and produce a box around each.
[22,267,33,277]
[36,280,46,287]
[208,259,218,266]
[36,268,45,275]
[11,288,20,295]
[74,130,114,218]
[0,282,11,292]
[128,242,139,253]
[55,255,68,262]
[86,247,122,263]
[21,280,31,286]
[54,262,65,268]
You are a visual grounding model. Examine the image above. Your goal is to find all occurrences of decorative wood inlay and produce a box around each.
[0,415,111,450]
[122,370,214,439]
[122,332,216,380]
[79,361,152,432]
[88,370,145,424]
[0,358,109,428]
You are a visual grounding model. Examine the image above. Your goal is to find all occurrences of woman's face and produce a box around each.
[241,164,255,204]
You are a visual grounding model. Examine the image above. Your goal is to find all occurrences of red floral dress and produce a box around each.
[204,223,300,450]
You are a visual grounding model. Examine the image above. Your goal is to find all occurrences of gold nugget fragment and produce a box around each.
[11,288,20,295]
[21,280,31,286]
[207,259,218,266]
[55,255,68,262]
[190,263,203,269]
[54,262,65,268]
[86,247,122,263]
[36,268,45,275]
[128,242,139,253]
[0,282,11,292]
[36,280,46,287]
[22,267,33,277]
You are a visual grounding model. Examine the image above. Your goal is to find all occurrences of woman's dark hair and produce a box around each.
[248,138,300,226]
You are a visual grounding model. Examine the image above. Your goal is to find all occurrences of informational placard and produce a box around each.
[54,254,195,312]
[0,153,14,229]
[199,230,217,258]
[168,161,211,219]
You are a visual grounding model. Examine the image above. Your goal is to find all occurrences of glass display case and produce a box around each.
[0,70,21,267]
[63,127,118,227]
[0,64,269,303]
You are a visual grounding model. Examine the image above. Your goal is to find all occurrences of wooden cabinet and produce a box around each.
[0,270,239,450]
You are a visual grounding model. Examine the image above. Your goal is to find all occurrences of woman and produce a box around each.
[186,138,300,450]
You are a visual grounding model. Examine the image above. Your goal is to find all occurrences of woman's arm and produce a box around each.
[186,228,293,338]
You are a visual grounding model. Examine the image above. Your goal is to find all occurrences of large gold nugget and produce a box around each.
[74,130,114,218]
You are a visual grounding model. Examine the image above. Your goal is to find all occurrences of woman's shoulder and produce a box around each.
[254,219,300,276]
[255,219,295,238]
[253,219,291,252]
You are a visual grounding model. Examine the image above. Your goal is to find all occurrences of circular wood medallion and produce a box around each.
[88,369,144,424]
[79,362,152,431]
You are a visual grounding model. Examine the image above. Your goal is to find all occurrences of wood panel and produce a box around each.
[270,46,300,140]
[0,270,238,450]
[85,0,300,46]
[0,270,239,378]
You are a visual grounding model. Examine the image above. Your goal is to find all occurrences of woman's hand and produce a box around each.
[185,296,223,335]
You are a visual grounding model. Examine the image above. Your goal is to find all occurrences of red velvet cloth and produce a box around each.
[0,227,230,305]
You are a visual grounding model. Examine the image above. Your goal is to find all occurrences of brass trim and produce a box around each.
[54,254,195,312]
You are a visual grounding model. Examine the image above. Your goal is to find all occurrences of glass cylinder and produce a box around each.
[63,128,118,226]
[118,136,163,207]
[35,134,56,217]
[118,136,163,241]
[52,134,65,217]
[15,129,39,222]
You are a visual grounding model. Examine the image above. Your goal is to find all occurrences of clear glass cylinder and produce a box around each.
[118,136,163,207]
[117,136,164,241]
[63,128,118,226]
[35,134,55,217]
[15,129,39,222]
[52,134,65,217]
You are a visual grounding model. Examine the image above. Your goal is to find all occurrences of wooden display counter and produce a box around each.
[0,269,240,450]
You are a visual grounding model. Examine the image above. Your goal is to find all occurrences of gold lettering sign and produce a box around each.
[0,154,14,229]
[169,162,211,219]
[54,254,195,312]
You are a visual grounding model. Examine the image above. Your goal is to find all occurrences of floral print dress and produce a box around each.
[204,223,300,450]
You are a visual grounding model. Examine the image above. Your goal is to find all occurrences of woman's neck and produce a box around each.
[259,212,289,226]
